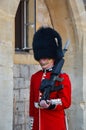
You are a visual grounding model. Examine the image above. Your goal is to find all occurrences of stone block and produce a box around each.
[13,65,20,78]
[14,125,22,130]
[20,65,30,79]
[20,88,29,101]
[13,89,20,101]
[16,101,25,112]
[0,42,13,67]
[14,78,25,89]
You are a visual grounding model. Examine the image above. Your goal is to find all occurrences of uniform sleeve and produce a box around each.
[54,73,71,111]
[29,75,39,130]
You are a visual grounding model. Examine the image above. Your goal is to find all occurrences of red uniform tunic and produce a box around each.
[29,70,71,130]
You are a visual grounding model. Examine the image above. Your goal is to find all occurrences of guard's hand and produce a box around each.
[39,100,50,108]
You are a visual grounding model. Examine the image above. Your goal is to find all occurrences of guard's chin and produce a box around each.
[40,62,49,67]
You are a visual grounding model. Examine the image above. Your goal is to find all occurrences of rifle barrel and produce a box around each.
[63,40,70,55]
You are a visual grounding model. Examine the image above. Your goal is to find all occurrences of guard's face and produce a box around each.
[39,58,54,69]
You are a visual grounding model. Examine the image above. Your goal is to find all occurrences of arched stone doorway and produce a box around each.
[0,1,20,130]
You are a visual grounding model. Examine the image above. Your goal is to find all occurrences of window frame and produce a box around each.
[15,0,36,52]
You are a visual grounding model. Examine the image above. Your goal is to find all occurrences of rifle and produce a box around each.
[40,40,70,101]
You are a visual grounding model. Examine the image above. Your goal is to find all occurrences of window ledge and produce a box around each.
[14,53,38,65]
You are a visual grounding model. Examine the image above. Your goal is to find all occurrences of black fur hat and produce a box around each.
[32,27,64,61]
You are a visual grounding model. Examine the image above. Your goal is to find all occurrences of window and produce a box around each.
[15,0,36,52]
[83,0,86,10]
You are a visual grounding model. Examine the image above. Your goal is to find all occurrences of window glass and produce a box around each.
[15,0,36,52]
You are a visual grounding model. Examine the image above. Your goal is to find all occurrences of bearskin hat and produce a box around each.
[32,26,64,61]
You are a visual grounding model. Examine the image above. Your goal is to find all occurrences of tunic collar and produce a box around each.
[42,67,53,73]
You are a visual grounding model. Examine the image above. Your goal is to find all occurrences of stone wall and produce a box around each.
[13,64,41,130]
[0,42,13,130]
